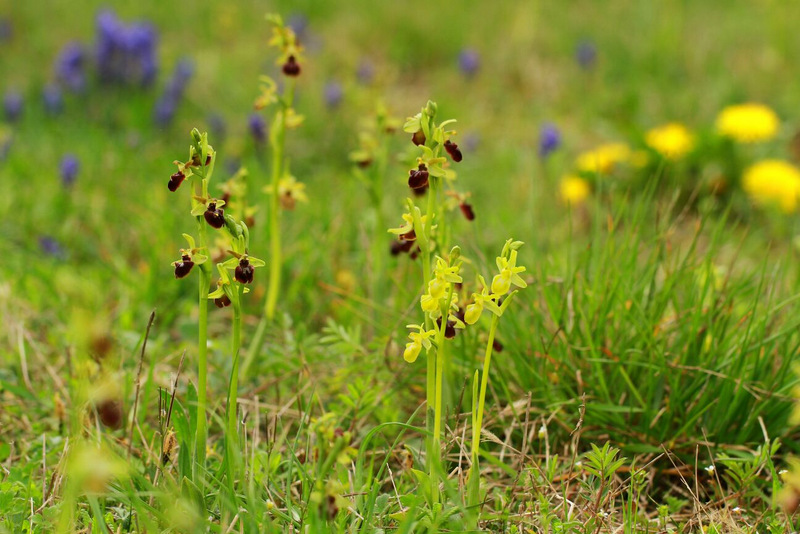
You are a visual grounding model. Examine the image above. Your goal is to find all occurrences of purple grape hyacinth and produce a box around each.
[55,42,87,93]
[323,81,343,109]
[39,236,65,259]
[4,91,23,122]
[538,123,561,158]
[248,113,266,144]
[575,40,597,69]
[96,10,158,87]
[0,18,12,43]
[286,13,308,41]
[42,85,63,115]
[458,48,480,77]
[153,59,194,127]
[60,154,80,187]
[356,59,375,85]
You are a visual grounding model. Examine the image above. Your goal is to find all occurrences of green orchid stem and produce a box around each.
[468,313,500,511]
[226,285,243,493]
[264,106,285,321]
[431,284,455,504]
[245,81,295,377]
[195,220,211,481]
[421,179,439,504]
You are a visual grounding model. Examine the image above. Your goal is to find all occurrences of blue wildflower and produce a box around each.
[356,60,375,85]
[207,113,227,143]
[42,85,63,115]
[248,113,266,144]
[95,9,158,86]
[538,123,561,158]
[575,40,597,69]
[60,154,80,187]
[153,59,193,127]
[39,236,65,259]
[463,132,480,153]
[458,48,480,77]
[4,91,23,122]
[287,13,308,40]
[0,18,12,43]
[323,81,343,109]
[55,42,87,92]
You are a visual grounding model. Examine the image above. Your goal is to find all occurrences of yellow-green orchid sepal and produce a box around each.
[403,112,422,134]
[433,256,463,284]
[247,256,266,268]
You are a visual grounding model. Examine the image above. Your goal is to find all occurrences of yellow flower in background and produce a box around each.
[742,160,800,213]
[575,143,631,174]
[716,103,779,143]
[646,122,694,159]
[559,175,590,205]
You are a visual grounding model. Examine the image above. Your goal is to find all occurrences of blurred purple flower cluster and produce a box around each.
[96,10,158,87]
[4,91,23,122]
[55,42,87,93]
[323,81,343,109]
[539,123,561,158]
[154,59,194,127]
[248,113,266,144]
[458,49,480,77]
[60,154,80,187]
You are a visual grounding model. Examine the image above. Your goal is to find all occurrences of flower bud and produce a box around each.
[424,100,437,117]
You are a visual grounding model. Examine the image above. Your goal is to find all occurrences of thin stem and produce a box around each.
[430,284,454,503]
[471,314,499,466]
[421,179,438,503]
[195,220,211,479]
[226,285,243,491]
[245,80,295,376]
[264,114,285,322]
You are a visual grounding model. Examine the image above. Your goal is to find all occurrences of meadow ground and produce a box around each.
[2,1,800,532]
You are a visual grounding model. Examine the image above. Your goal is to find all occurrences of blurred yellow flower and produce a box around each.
[276,175,308,210]
[742,160,800,213]
[559,175,590,205]
[646,122,694,159]
[575,143,631,174]
[716,103,779,143]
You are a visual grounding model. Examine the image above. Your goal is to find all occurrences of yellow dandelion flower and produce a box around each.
[742,159,800,213]
[559,175,590,205]
[575,143,631,174]
[716,103,779,143]
[645,122,694,160]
